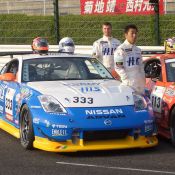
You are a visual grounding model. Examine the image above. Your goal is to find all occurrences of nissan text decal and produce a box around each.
[85,108,126,119]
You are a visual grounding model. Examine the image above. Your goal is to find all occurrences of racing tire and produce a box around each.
[170,107,175,146]
[20,104,34,150]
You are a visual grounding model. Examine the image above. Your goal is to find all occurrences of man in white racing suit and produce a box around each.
[92,22,121,72]
[114,24,145,94]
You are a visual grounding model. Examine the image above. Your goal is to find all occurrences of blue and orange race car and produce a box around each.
[0,52,157,152]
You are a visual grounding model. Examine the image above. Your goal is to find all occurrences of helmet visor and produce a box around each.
[62,42,74,47]
[37,42,48,47]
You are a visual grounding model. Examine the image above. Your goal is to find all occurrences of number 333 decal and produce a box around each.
[5,88,16,115]
[73,97,93,104]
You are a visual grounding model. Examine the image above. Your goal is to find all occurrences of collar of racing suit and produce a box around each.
[103,35,113,41]
[123,39,136,50]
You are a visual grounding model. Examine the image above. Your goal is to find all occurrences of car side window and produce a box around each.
[144,59,162,81]
[0,63,9,75]
[6,60,19,75]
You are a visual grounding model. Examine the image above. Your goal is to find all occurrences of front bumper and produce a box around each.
[33,135,158,152]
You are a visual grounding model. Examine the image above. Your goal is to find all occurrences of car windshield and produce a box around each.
[165,59,175,82]
[22,57,113,82]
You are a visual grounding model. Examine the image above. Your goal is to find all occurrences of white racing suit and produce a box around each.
[92,36,121,72]
[114,40,145,94]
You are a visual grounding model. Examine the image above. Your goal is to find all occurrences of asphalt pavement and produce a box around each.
[0,129,175,175]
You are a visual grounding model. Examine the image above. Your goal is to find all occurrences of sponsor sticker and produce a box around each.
[165,88,175,96]
[51,124,67,129]
[6,113,13,121]
[85,108,124,115]
[0,84,6,101]
[31,106,42,109]
[20,87,32,99]
[52,129,67,136]
[44,120,50,128]
[33,118,40,124]
[0,105,3,114]
[80,86,101,93]
[63,82,100,86]
[144,120,153,132]
[85,108,126,119]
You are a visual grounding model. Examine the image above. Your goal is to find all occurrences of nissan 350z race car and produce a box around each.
[0,53,157,152]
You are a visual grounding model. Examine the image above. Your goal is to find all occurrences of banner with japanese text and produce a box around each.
[80,0,164,15]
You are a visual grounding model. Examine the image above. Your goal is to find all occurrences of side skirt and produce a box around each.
[0,119,20,138]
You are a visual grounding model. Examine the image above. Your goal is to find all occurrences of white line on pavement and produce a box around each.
[56,161,175,174]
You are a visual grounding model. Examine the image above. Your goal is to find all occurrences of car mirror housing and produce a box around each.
[0,73,16,81]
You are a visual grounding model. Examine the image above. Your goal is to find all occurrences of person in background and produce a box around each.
[58,37,75,54]
[92,22,121,73]
[31,37,49,54]
[114,24,145,94]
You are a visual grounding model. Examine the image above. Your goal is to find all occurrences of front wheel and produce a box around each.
[170,107,175,146]
[20,105,34,149]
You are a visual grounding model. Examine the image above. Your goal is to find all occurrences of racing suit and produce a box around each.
[114,40,145,94]
[92,36,121,72]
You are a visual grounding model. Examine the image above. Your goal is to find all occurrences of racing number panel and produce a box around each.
[0,59,20,126]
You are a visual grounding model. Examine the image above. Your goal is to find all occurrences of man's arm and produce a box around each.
[92,41,99,57]
[140,57,145,76]
[114,49,130,85]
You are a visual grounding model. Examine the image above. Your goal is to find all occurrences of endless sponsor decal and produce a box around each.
[52,129,67,136]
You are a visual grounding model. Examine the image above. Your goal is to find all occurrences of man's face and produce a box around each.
[125,28,137,44]
[102,25,112,37]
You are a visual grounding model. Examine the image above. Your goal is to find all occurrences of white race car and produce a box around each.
[0,52,157,152]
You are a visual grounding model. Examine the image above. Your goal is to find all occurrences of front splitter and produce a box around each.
[33,135,158,152]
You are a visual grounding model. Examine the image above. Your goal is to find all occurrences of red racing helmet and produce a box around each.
[31,37,49,54]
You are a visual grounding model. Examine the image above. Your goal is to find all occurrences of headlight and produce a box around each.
[133,93,147,111]
[38,95,67,113]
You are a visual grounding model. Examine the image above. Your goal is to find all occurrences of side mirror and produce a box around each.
[111,69,121,80]
[0,73,16,81]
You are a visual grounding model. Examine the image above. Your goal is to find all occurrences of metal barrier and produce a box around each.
[0,45,165,55]
[0,45,165,68]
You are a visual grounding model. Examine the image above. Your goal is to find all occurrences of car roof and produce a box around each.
[143,53,175,62]
[13,53,91,61]
[148,53,175,61]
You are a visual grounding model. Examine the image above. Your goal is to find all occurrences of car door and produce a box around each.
[144,58,166,115]
[0,59,20,127]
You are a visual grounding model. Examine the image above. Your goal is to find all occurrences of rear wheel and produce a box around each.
[20,105,34,149]
[170,107,175,146]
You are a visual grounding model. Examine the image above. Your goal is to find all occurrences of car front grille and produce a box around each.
[83,129,130,142]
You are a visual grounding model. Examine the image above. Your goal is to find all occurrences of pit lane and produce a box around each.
[0,129,175,175]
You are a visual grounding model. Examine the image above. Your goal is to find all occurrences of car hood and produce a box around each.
[27,80,134,107]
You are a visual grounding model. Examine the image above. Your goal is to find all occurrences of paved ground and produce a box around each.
[1,130,175,175]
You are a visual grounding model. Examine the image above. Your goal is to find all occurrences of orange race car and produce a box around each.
[144,52,175,145]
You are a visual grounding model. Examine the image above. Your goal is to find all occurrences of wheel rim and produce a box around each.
[21,110,29,143]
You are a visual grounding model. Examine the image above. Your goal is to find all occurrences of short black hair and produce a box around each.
[102,22,112,28]
[124,24,138,33]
